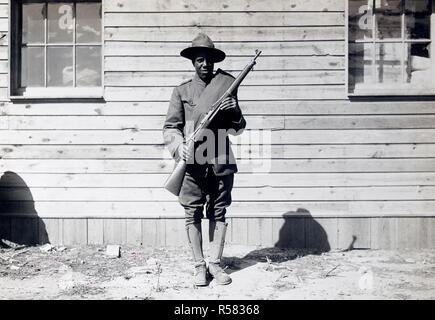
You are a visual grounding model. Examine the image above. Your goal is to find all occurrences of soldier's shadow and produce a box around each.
[222,209,330,274]
[0,171,49,246]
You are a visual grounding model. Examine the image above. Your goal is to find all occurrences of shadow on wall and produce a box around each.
[223,208,331,274]
[275,208,330,252]
[0,171,49,246]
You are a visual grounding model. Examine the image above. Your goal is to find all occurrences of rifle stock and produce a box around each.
[164,50,261,196]
[164,159,187,196]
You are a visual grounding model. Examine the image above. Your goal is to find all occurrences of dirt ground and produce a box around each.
[0,243,434,300]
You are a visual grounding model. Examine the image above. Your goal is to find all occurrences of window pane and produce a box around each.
[405,0,431,39]
[349,0,373,41]
[375,0,402,39]
[48,3,74,43]
[375,42,402,83]
[76,46,101,86]
[22,3,45,44]
[349,43,374,87]
[47,47,73,86]
[21,47,44,87]
[76,3,102,43]
[405,42,432,85]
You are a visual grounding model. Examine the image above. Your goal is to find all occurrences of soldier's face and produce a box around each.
[192,52,214,81]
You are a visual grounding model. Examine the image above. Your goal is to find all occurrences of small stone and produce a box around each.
[57,246,67,252]
[39,244,55,252]
[105,245,121,258]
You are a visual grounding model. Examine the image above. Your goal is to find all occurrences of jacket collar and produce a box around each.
[193,72,214,88]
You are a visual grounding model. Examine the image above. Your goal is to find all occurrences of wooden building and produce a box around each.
[0,0,434,249]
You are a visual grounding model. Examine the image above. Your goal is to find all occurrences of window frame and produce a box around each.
[9,0,104,100]
[346,0,435,96]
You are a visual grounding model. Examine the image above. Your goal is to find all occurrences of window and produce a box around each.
[348,0,435,95]
[10,0,102,99]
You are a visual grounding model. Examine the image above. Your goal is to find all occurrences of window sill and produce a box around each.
[348,86,435,97]
[10,87,104,100]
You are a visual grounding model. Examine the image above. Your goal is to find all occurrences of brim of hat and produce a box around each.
[180,46,226,63]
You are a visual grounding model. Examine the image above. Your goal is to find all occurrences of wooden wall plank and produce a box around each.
[40,218,60,245]
[87,219,104,245]
[2,144,435,160]
[3,172,435,188]
[7,115,285,130]
[105,27,344,42]
[4,186,435,202]
[20,216,434,249]
[105,85,346,101]
[126,219,142,245]
[105,71,345,86]
[165,219,184,246]
[2,158,435,173]
[104,0,345,12]
[231,218,248,245]
[370,217,397,250]
[9,200,433,219]
[3,129,435,145]
[62,219,87,245]
[104,41,345,57]
[0,7,7,19]
[396,218,421,249]
[247,218,262,246]
[104,12,344,27]
[142,218,166,247]
[3,101,435,116]
[337,218,371,249]
[104,56,345,72]
[420,217,435,249]
[0,73,8,85]
[10,114,435,130]
[141,219,157,247]
[0,17,7,31]
[258,218,274,247]
[103,218,127,244]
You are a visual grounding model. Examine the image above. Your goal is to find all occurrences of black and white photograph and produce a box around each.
[0,0,434,304]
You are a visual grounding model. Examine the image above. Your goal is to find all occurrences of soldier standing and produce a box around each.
[163,33,246,286]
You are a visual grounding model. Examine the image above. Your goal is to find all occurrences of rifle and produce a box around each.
[164,50,262,196]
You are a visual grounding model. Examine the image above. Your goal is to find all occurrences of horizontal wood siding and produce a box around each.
[0,0,434,248]
[1,216,433,249]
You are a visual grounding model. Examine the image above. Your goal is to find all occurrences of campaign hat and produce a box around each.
[180,33,226,63]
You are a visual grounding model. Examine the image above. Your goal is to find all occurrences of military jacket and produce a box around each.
[163,70,247,177]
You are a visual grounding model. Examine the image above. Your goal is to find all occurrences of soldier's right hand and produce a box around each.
[178,142,194,163]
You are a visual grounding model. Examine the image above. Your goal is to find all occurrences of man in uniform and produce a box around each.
[163,33,246,286]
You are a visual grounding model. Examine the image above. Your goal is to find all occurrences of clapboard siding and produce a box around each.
[104,0,345,12]
[2,144,435,159]
[2,129,435,144]
[2,216,433,249]
[5,114,435,130]
[104,56,345,72]
[3,186,435,202]
[104,41,345,56]
[105,71,345,86]
[0,0,434,248]
[104,12,345,27]
[2,159,435,173]
[3,100,435,116]
[105,27,344,42]
[2,201,435,218]
[1,172,435,187]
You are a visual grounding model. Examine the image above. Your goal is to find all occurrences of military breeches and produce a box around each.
[179,166,234,226]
